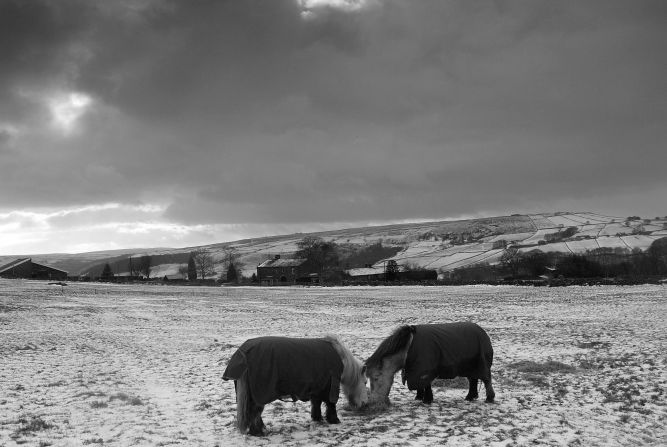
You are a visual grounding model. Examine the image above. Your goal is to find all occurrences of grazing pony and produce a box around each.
[223,335,368,436]
[365,323,495,406]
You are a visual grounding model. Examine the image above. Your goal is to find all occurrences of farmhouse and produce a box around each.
[256,255,315,285]
[0,258,68,280]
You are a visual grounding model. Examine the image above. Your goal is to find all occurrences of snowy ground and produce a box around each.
[1,280,665,446]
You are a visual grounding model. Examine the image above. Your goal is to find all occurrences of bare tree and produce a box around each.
[192,249,216,279]
[128,257,141,277]
[296,236,340,281]
[138,255,152,279]
[500,247,521,277]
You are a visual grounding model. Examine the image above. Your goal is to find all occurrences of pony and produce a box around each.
[365,322,495,407]
[223,335,368,436]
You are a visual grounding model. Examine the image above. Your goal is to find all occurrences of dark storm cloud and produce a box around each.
[1,0,666,225]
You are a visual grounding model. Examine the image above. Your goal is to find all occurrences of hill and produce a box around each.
[1,211,666,280]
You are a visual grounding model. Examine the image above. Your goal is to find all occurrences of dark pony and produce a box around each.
[365,322,495,406]
[224,335,367,436]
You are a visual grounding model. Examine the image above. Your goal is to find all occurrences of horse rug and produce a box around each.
[223,336,344,405]
[403,322,492,390]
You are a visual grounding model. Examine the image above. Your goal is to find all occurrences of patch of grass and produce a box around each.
[83,438,104,445]
[576,341,610,349]
[555,386,569,398]
[75,390,106,399]
[508,360,575,373]
[577,358,599,370]
[109,392,130,402]
[194,400,212,411]
[90,400,108,409]
[11,415,55,439]
[109,392,143,405]
[523,374,550,388]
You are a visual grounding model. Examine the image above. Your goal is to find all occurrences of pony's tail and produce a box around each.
[235,371,251,434]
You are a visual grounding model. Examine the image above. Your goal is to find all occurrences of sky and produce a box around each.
[1,0,666,255]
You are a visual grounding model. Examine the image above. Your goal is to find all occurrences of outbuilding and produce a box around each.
[0,258,68,280]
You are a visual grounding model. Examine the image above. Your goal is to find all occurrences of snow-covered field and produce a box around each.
[1,280,665,446]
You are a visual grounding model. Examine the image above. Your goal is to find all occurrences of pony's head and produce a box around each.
[325,335,368,409]
[364,325,415,407]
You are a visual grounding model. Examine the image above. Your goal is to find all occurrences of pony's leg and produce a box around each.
[465,377,479,401]
[310,398,323,422]
[483,377,495,403]
[422,384,433,404]
[415,388,424,400]
[248,404,266,436]
[325,401,340,424]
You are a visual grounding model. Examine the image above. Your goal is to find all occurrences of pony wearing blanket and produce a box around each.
[365,322,495,406]
[223,335,368,436]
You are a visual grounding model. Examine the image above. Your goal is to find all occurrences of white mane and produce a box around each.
[324,334,365,389]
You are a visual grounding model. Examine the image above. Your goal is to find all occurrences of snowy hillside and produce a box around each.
[2,212,666,279]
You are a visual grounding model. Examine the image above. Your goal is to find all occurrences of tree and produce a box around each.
[178,264,189,280]
[100,263,114,282]
[647,237,667,275]
[226,262,238,283]
[296,236,340,281]
[384,259,399,281]
[220,248,243,280]
[557,254,603,278]
[521,250,549,277]
[138,255,151,279]
[187,254,197,280]
[128,257,141,277]
[192,249,216,280]
[500,247,521,277]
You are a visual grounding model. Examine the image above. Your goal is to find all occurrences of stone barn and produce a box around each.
[256,255,315,285]
[0,258,68,280]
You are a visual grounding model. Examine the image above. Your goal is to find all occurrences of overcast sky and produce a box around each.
[1,0,666,255]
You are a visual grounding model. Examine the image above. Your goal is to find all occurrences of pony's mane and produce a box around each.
[365,325,416,369]
[324,335,364,388]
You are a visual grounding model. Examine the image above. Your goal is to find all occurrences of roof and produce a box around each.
[257,258,308,268]
[0,258,68,275]
[346,267,385,277]
[0,258,31,274]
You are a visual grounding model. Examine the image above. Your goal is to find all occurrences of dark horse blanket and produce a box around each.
[223,336,344,405]
[402,322,493,390]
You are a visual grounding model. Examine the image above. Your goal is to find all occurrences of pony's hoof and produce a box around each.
[326,416,341,424]
[465,395,479,401]
[248,428,266,437]
[485,396,495,403]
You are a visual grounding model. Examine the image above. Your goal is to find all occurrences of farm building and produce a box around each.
[256,255,316,285]
[345,266,386,281]
[0,258,68,280]
[346,265,438,282]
